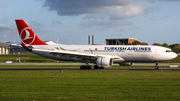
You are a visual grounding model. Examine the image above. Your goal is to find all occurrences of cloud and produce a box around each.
[80,19,131,28]
[0,24,18,42]
[82,4,148,20]
[143,0,180,2]
[43,0,147,17]
[0,25,16,34]
[28,21,48,35]
[159,0,180,1]
[0,3,7,8]
[43,0,140,16]
[51,21,63,27]
[80,3,147,28]
[42,0,150,28]
[107,4,148,19]
[0,18,8,23]
[0,21,48,42]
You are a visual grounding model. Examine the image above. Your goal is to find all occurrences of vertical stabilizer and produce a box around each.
[15,19,47,46]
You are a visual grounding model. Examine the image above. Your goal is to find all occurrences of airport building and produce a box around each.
[10,45,31,54]
[105,38,137,45]
[88,35,137,45]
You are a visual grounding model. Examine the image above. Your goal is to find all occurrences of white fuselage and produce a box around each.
[31,44,177,63]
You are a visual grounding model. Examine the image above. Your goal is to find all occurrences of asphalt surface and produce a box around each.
[0,63,179,71]
[0,63,180,66]
[0,68,180,71]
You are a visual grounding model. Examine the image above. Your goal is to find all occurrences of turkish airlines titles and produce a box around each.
[104,47,152,52]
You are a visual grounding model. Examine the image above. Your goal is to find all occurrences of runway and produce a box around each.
[0,68,180,71]
[0,63,180,66]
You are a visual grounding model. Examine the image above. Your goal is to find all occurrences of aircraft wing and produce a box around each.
[33,49,123,60]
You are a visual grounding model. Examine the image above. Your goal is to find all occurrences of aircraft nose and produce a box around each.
[171,52,177,59]
[161,52,177,61]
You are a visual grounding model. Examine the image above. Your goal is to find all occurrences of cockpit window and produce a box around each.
[166,50,172,52]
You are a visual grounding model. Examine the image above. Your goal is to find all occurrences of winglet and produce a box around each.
[15,19,47,46]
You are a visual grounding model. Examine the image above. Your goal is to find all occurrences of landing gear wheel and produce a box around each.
[80,65,85,69]
[155,66,159,70]
[80,65,92,69]
[94,65,98,69]
[93,65,104,69]
[86,65,92,69]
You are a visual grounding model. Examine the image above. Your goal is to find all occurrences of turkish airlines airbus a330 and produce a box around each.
[15,19,177,70]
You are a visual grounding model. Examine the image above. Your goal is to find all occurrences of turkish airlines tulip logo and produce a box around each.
[20,27,35,45]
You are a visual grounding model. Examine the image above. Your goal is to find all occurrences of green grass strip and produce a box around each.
[0,71,180,101]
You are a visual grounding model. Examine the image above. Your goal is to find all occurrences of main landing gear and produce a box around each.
[155,62,159,70]
[93,65,104,69]
[80,65,104,69]
[80,65,92,69]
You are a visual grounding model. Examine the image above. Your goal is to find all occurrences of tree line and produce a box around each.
[126,41,180,53]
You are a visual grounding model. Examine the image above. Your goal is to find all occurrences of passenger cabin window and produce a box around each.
[166,50,172,52]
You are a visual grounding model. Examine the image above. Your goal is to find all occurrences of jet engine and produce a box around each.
[119,62,134,66]
[96,57,113,67]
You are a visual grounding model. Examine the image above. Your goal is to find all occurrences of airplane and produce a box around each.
[15,19,177,70]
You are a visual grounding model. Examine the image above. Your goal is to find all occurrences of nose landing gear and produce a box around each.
[155,62,159,70]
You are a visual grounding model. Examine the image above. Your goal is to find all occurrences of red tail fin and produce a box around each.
[15,19,47,45]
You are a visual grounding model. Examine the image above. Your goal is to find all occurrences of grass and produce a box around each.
[0,70,180,101]
[0,54,76,63]
[0,54,179,100]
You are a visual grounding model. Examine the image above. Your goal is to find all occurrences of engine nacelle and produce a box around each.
[119,62,134,66]
[96,57,113,67]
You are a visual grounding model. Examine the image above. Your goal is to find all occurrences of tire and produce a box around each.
[155,66,159,70]
[100,67,104,69]
[80,65,85,69]
[86,65,92,69]
[94,65,98,69]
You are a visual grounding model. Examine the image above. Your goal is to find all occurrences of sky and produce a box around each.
[0,0,180,45]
